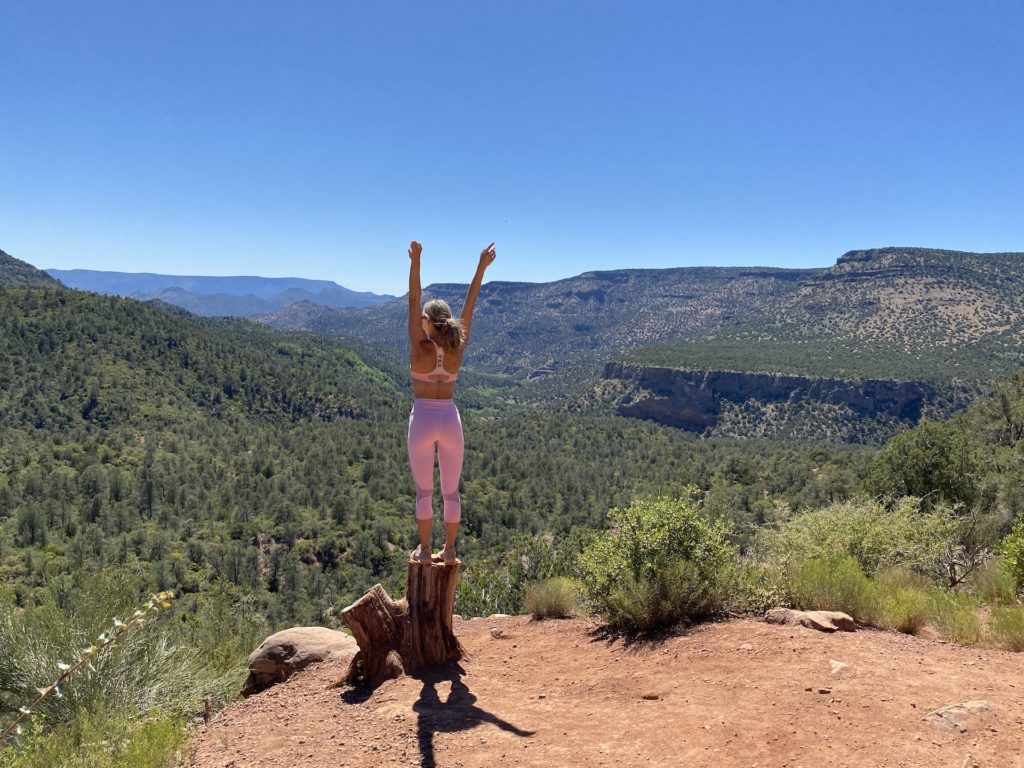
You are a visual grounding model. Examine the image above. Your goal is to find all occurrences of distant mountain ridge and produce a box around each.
[258,264,823,366]
[257,246,1024,382]
[628,246,1024,384]
[46,269,395,316]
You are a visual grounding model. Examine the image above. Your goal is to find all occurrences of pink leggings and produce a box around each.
[407,398,464,523]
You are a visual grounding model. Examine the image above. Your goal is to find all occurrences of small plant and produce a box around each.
[524,577,582,620]
[989,604,1024,652]
[0,591,175,744]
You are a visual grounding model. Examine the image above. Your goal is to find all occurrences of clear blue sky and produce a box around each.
[2,2,1022,294]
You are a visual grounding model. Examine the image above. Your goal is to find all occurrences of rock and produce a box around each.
[923,700,993,733]
[829,660,851,677]
[764,608,856,633]
[490,628,504,639]
[738,643,754,651]
[604,363,931,433]
[242,627,358,696]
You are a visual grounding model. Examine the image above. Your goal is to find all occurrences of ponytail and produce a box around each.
[423,299,464,352]
[435,316,463,352]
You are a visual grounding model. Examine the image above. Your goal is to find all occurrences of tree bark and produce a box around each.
[342,556,464,689]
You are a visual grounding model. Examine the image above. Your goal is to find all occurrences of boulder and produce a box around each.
[764,608,856,633]
[242,626,358,696]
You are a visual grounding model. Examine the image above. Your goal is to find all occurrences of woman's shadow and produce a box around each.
[412,663,534,767]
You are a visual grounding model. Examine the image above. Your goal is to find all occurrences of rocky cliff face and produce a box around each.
[603,362,935,434]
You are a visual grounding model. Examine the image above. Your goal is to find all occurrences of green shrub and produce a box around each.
[927,591,983,645]
[0,710,187,768]
[971,558,1017,605]
[456,530,597,618]
[998,520,1024,594]
[989,605,1024,652]
[0,572,254,762]
[863,419,979,510]
[879,590,931,635]
[524,578,582,620]
[872,570,932,635]
[731,560,788,616]
[754,495,958,580]
[578,493,737,632]
[787,556,879,623]
[598,559,728,633]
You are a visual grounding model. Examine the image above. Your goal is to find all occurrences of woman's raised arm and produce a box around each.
[460,242,496,347]
[408,240,423,342]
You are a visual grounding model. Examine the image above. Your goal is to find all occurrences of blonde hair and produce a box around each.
[423,299,464,353]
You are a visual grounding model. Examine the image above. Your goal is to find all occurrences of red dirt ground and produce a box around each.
[188,615,1024,767]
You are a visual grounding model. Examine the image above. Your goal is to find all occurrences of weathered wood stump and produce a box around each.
[341,555,464,688]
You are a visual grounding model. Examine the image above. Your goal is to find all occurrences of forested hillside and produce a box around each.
[0,283,873,630]
[0,250,61,289]
[628,248,1024,384]
[3,255,1024,766]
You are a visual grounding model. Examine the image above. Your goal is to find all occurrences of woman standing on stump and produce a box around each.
[407,240,496,565]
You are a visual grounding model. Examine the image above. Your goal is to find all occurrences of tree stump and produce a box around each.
[342,556,464,689]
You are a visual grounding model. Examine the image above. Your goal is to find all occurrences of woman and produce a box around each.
[407,240,496,565]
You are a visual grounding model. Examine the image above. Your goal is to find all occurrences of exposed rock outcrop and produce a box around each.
[603,362,934,433]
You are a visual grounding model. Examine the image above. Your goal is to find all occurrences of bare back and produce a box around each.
[410,336,464,399]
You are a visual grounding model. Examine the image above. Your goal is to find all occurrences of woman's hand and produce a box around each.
[478,242,496,271]
[409,241,423,260]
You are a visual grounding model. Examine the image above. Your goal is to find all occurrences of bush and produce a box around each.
[0,572,253,763]
[971,558,1017,605]
[524,578,582,620]
[577,493,737,632]
[786,556,879,623]
[998,520,1024,594]
[927,591,983,645]
[0,710,187,768]
[863,419,979,510]
[874,569,932,635]
[754,495,958,579]
[598,559,727,633]
[731,560,788,616]
[989,605,1024,652]
[456,531,597,618]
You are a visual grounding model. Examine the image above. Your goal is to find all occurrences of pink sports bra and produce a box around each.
[411,337,459,384]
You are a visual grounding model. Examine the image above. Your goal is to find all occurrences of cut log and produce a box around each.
[341,555,464,689]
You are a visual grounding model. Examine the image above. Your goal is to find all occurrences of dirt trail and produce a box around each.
[189,616,1024,767]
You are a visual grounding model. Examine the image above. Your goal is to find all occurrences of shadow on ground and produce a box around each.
[412,663,534,767]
